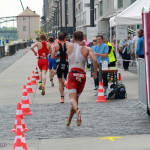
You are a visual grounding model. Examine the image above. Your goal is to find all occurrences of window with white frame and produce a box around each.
[118,0,123,9]
[131,0,136,4]
[23,26,26,31]
[23,17,26,22]
[99,1,103,17]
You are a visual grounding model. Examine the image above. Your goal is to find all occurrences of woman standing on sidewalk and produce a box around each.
[31,34,51,95]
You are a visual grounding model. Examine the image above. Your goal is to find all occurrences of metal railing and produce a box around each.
[0,46,5,58]
[0,40,32,58]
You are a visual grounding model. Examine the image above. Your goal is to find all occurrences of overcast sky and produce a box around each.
[0,0,43,27]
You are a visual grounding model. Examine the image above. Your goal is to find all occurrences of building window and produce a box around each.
[23,18,26,22]
[99,1,103,17]
[94,8,97,20]
[67,15,68,24]
[118,0,123,9]
[131,0,136,4]
[23,26,26,31]
[66,3,68,13]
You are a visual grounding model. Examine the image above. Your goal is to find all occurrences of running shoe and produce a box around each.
[41,86,45,95]
[76,109,82,126]
[60,98,64,103]
[66,117,71,126]
[39,84,42,90]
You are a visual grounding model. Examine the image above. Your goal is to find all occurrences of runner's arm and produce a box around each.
[89,48,97,79]
[31,43,38,56]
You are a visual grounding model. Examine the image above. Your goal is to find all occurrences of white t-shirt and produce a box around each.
[132,36,139,51]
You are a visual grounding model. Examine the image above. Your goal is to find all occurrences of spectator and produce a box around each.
[112,38,121,65]
[94,35,109,95]
[131,30,139,55]
[136,29,144,58]
[105,40,116,67]
[119,37,132,71]
[90,37,98,90]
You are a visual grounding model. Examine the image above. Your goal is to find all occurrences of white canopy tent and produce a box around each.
[110,0,150,27]
[109,0,150,67]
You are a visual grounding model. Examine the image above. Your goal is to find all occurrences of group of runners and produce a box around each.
[31,31,97,126]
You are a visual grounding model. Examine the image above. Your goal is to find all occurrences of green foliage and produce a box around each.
[34,30,45,41]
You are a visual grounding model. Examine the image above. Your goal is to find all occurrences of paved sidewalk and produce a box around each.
[0,49,150,150]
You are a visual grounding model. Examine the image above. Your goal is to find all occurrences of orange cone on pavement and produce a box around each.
[13,137,23,150]
[12,103,28,132]
[118,73,121,81]
[96,82,107,102]
[13,128,28,150]
[21,85,32,115]
[35,67,40,80]
[21,85,31,105]
[31,70,37,85]
[26,77,34,93]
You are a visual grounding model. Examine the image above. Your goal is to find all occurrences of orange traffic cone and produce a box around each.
[21,85,31,105]
[26,77,34,93]
[12,103,28,132]
[96,82,107,102]
[35,67,40,80]
[31,71,37,85]
[21,87,33,115]
[14,118,25,133]
[118,73,121,81]
[13,136,23,150]
[22,131,28,150]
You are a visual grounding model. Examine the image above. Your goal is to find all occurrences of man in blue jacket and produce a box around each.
[136,29,144,58]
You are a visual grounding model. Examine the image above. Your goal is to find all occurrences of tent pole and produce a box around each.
[110,26,112,42]
[116,25,118,68]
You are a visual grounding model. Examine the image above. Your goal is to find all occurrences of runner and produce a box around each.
[51,32,68,103]
[48,36,57,87]
[31,34,51,95]
[61,31,97,126]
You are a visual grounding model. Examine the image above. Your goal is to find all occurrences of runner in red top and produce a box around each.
[31,34,51,95]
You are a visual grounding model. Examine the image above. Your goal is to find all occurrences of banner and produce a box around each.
[87,27,98,42]
[142,7,150,116]
[116,25,127,40]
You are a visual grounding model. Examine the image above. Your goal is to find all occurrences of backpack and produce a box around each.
[108,83,127,99]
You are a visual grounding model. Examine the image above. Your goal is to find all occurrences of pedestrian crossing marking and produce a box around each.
[99,137,123,141]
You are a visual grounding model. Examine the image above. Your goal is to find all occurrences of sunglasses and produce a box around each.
[93,40,97,42]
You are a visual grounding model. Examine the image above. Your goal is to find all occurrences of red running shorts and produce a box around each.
[38,59,48,71]
[68,68,86,95]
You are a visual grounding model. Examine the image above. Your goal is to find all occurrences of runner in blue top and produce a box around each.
[48,36,57,87]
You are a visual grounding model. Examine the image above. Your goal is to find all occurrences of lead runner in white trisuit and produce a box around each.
[61,31,97,126]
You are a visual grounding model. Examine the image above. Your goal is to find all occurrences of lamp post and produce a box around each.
[54,0,59,38]
[90,0,94,27]
[65,0,67,34]
[60,0,62,32]
[73,0,76,33]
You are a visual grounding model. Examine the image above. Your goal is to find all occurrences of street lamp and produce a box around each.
[53,0,59,37]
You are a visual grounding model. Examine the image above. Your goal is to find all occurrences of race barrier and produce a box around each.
[132,58,147,109]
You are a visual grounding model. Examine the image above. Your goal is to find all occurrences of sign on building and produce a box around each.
[87,27,98,42]
[117,25,127,40]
